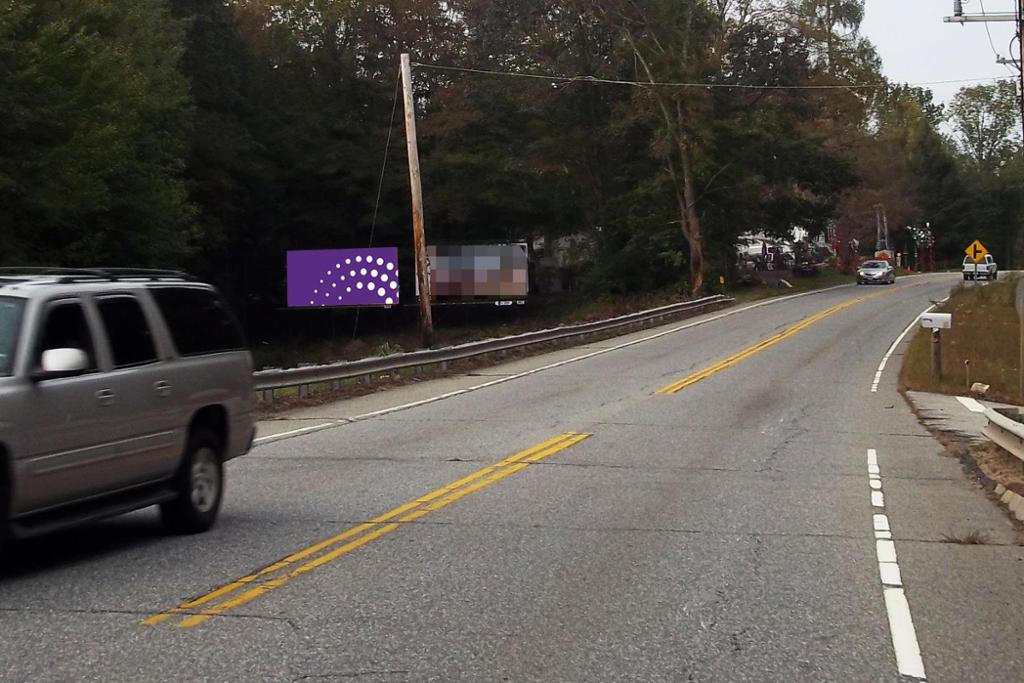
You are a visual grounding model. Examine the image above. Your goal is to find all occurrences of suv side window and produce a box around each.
[35,300,98,371]
[96,295,158,368]
[150,287,245,356]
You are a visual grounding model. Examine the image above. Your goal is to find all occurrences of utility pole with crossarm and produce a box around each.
[944,1,1024,158]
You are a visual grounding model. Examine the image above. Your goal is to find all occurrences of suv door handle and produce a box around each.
[153,380,172,398]
[95,389,116,407]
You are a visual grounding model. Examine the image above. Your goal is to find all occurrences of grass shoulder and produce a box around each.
[900,277,1021,405]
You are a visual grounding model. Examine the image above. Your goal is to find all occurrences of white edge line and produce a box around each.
[878,561,903,587]
[254,421,341,444]
[253,282,867,447]
[871,298,948,393]
[876,539,897,563]
[871,448,927,680]
[884,588,927,680]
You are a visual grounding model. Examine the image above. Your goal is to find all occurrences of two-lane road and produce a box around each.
[3,274,1023,682]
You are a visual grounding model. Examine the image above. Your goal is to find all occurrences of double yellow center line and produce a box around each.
[145,432,590,628]
[657,289,894,395]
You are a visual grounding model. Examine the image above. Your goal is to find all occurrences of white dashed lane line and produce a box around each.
[867,448,927,681]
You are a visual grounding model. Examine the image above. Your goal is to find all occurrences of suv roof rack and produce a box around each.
[0,267,194,283]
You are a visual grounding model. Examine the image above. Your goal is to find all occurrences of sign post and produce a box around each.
[921,313,953,383]
[1017,279,1024,402]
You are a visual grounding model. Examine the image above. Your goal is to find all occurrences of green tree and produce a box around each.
[710,21,855,247]
[785,0,864,72]
[170,0,458,327]
[0,0,193,266]
[908,121,973,259]
[593,0,716,294]
[949,79,1021,172]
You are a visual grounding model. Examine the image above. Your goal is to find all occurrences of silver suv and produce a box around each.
[0,269,254,547]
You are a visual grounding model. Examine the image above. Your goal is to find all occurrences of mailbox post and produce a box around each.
[920,312,953,382]
[1016,279,1024,401]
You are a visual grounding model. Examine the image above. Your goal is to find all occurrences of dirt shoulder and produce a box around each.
[973,441,1024,497]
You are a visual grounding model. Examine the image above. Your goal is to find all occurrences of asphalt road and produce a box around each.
[3,274,1023,682]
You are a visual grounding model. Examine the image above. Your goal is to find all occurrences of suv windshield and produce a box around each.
[0,297,25,376]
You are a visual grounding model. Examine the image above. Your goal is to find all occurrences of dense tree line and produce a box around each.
[1,1,1021,338]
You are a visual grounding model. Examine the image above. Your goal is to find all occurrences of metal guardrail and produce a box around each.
[255,294,732,400]
[983,407,1024,463]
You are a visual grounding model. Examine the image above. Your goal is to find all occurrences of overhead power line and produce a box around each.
[978,0,1019,76]
[979,0,1004,57]
[412,62,1009,91]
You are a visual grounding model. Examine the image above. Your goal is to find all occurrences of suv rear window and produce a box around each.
[97,296,158,367]
[150,287,246,356]
[0,297,25,376]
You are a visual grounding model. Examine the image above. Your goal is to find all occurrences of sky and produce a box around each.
[861,0,1019,105]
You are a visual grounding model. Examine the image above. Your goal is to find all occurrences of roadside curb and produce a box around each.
[994,485,1024,525]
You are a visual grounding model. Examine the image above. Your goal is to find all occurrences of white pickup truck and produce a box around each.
[963,254,998,280]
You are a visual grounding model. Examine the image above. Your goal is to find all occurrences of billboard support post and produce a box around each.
[401,53,434,347]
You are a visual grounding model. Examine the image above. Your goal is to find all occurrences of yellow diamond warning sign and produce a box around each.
[965,240,989,264]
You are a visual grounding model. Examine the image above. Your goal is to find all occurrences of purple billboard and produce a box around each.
[287,248,400,308]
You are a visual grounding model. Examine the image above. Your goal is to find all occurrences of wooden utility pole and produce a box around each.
[1019,0,1024,158]
[874,204,887,255]
[400,53,434,348]
[1017,279,1024,402]
[882,208,890,255]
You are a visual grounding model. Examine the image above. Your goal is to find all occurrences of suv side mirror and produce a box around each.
[33,348,90,381]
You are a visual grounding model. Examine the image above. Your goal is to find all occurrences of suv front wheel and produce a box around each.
[161,429,224,534]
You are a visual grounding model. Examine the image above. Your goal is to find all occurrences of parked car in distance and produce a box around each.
[856,260,895,285]
[0,269,254,549]
[963,254,997,281]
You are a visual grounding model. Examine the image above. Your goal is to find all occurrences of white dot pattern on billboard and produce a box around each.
[314,257,398,304]
[287,248,401,308]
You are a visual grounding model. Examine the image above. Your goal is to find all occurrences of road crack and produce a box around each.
[0,606,301,630]
[292,672,410,682]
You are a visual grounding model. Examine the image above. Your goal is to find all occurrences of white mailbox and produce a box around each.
[920,312,952,329]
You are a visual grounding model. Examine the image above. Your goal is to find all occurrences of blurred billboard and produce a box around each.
[287,248,399,308]
[427,244,529,300]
